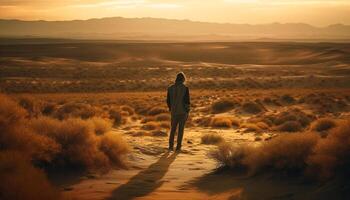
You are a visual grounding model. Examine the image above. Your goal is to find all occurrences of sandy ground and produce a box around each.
[60,123,341,200]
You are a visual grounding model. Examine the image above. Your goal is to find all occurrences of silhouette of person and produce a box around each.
[167,72,190,152]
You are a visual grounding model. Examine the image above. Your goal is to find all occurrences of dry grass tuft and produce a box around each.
[201,133,224,145]
[310,118,337,132]
[276,121,303,132]
[141,121,160,130]
[147,106,168,116]
[211,99,237,113]
[88,117,113,135]
[210,116,240,128]
[240,123,262,133]
[109,108,124,126]
[242,101,265,114]
[0,151,60,200]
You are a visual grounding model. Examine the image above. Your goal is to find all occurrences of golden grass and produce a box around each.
[201,133,224,145]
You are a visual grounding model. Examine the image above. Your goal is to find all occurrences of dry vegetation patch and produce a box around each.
[201,133,224,145]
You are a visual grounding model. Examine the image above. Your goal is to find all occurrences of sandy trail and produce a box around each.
[62,127,333,200]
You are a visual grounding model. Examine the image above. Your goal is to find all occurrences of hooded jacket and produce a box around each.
[167,82,190,115]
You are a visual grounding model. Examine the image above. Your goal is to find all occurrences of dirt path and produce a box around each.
[62,127,328,200]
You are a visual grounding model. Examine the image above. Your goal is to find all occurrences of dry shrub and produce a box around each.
[210,116,240,128]
[195,116,212,127]
[155,113,171,122]
[150,130,168,137]
[310,118,337,132]
[201,133,224,145]
[109,108,124,126]
[41,102,57,116]
[212,120,350,180]
[0,95,59,163]
[280,94,295,104]
[29,117,128,171]
[307,120,350,179]
[273,108,313,127]
[88,117,112,135]
[141,121,160,130]
[242,101,265,114]
[212,132,319,174]
[0,151,60,200]
[17,95,42,117]
[141,116,156,123]
[256,122,269,130]
[120,105,134,115]
[211,99,237,113]
[54,102,100,119]
[276,121,303,132]
[147,106,168,116]
[99,132,129,168]
[240,123,261,133]
[159,121,170,129]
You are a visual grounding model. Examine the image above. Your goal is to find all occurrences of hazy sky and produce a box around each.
[0,0,349,26]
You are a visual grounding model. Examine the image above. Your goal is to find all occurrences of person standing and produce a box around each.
[167,72,190,152]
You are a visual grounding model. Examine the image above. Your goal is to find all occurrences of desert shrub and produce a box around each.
[310,118,337,132]
[201,133,224,145]
[0,95,59,163]
[147,106,168,116]
[99,132,129,168]
[150,130,168,137]
[211,99,237,113]
[273,108,313,127]
[212,132,320,174]
[210,116,239,128]
[17,95,42,117]
[277,121,303,132]
[0,151,60,200]
[256,122,269,130]
[120,105,135,115]
[242,101,265,114]
[29,117,128,171]
[307,120,350,179]
[159,121,170,129]
[109,108,124,126]
[141,116,156,123]
[280,94,295,104]
[88,117,112,135]
[41,102,57,116]
[195,116,212,127]
[240,123,261,133]
[141,121,160,130]
[53,102,99,119]
[154,113,171,122]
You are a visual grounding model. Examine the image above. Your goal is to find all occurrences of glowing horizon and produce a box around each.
[0,0,349,26]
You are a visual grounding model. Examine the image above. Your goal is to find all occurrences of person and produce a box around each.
[167,72,190,152]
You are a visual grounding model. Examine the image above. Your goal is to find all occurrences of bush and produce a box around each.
[310,118,337,132]
[307,120,350,179]
[201,133,224,145]
[54,102,99,119]
[120,105,135,115]
[141,121,160,130]
[242,101,265,114]
[0,151,60,200]
[154,113,171,122]
[240,123,261,133]
[212,132,319,174]
[211,99,236,113]
[88,117,113,135]
[147,106,168,116]
[109,108,124,126]
[29,117,129,171]
[210,116,240,128]
[99,132,129,168]
[277,121,303,132]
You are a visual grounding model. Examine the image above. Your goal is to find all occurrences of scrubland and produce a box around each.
[1,41,350,199]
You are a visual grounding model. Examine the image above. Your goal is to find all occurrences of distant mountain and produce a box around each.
[0,17,349,41]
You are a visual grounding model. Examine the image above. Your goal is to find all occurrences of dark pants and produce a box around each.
[169,113,188,150]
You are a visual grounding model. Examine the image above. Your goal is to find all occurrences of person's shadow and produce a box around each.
[107,152,177,200]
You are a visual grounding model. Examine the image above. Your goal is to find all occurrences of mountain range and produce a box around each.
[1,17,349,41]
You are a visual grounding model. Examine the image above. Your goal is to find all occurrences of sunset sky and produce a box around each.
[0,0,349,26]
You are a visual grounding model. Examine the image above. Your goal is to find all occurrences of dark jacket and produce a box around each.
[167,83,190,115]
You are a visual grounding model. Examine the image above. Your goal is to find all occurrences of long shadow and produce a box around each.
[107,152,177,200]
